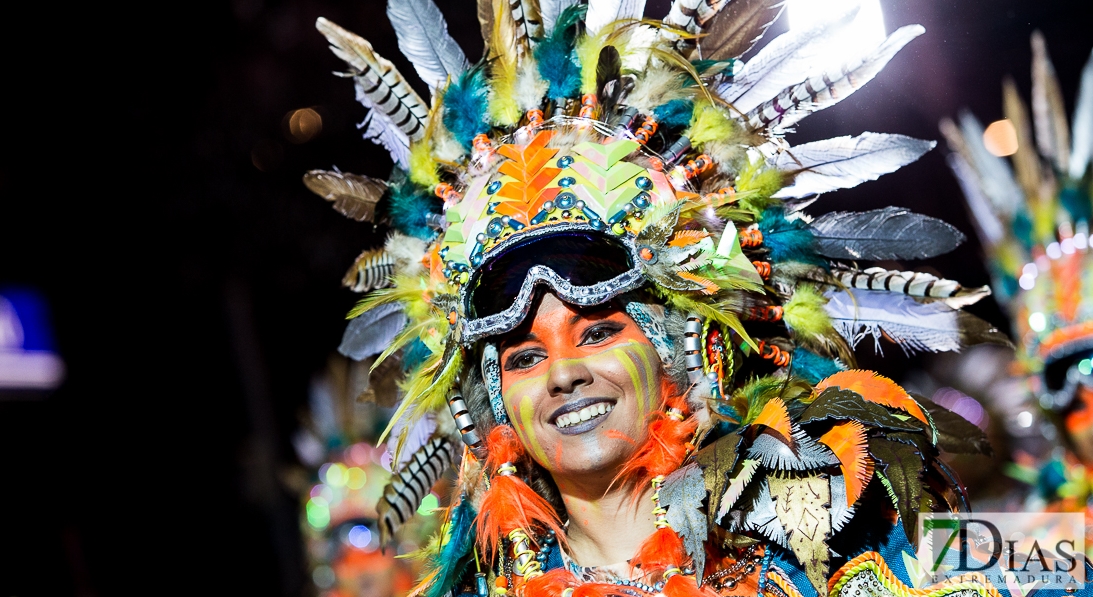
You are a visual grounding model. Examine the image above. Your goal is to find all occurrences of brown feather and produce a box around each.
[302,169,388,222]
[478,0,495,52]
[1031,30,1071,173]
[697,0,786,62]
[1002,77,1043,202]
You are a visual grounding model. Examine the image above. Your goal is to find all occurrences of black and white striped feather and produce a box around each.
[745,24,923,133]
[831,266,991,310]
[716,6,858,115]
[809,206,965,261]
[771,133,935,199]
[387,0,470,91]
[317,17,430,169]
[343,247,397,293]
[377,435,459,544]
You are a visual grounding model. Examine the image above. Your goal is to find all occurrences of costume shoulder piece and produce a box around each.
[305,2,1009,596]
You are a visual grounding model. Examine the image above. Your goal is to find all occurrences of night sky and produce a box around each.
[1,1,1090,595]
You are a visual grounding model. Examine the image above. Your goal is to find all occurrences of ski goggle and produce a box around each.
[459,225,647,344]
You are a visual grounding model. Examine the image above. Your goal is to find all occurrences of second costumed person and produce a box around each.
[303,2,1019,596]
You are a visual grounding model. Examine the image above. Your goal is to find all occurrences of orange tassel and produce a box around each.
[663,573,720,597]
[475,426,565,562]
[614,381,698,493]
[630,525,685,573]
[523,568,575,597]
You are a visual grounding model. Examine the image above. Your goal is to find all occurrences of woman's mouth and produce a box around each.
[551,399,615,434]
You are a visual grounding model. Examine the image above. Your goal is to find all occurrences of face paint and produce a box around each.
[497,292,666,484]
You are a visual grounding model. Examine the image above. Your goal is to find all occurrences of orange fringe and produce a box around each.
[474,426,565,563]
[614,383,698,494]
[663,574,720,597]
[629,526,685,573]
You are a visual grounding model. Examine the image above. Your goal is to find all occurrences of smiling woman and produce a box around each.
[305,1,1026,596]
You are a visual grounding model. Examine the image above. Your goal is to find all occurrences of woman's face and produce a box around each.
[498,292,663,486]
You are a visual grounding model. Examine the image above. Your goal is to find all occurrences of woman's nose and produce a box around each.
[547,357,593,395]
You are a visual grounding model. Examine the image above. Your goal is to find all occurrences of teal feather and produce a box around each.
[790,347,845,384]
[757,208,826,266]
[533,4,585,100]
[1059,183,1092,224]
[386,168,440,241]
[423,495,477,597]
[443,66,491,150]
[653,99,694,129]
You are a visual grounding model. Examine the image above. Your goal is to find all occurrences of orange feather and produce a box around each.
[751,397,793,444]
[663,573,720,597]
[814,370,928,425]
[668,229,711,247]
[817,420,873,506]
[630,526,685,574]
[676,271,720,295]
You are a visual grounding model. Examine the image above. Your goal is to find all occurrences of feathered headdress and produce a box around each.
[304,2,1006,596]
[941,32,1093,415]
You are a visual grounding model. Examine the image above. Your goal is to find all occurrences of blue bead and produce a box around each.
[589,218,604,230]
[487,180,502,194]
[487,202,499,214]
[607,209,629,225]
[635,176,652,190]
[486,217,505,237]
[557,156,573,168]
[558,176,575,188]
[633,192,651,208]
[556,192,576,209]
[508,219,525,231]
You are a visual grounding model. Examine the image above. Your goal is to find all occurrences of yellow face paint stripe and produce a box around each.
[615,347,649,424]
[518,396,550,465]
[632,343,660,411]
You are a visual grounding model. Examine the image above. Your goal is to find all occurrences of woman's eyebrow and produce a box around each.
[568,308,614,326]
[501,332,538,349]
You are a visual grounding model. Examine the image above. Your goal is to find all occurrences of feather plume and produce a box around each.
[783,283,835,342]
[317,17,429,168]
[386,168,442,241]
[1030,31,1070,174]
[716,6,858,115]
[1069,48,1093,179]
[534,3,585,99]
[342,247,396,293]
[771,133,935,199]
[808,206,965,261]
[387,0,470,91]
[387,412,440,470]
[817,421,872,506]
[941,112,1023,219]
[745,24,924,133]
[1003,76,1043,202]
[478,0,494,48]
[584,0,646,37]
[696,0,785,62]
[686,99,737,147]
[422,496,477,597]
[541,0,580,36]
[662,0,703,34]
[488,0,525,125]
[822,287,1012,355]
[444,67,492,150]
[303,168,388,222]
[595,44,622,99]
[625,64,689,112]
[757,208,824,266]
[831,266,990,310]
[790,347,844,384]
[377,435,459,544]
[941,148,1005,246]
[338,302,407,361]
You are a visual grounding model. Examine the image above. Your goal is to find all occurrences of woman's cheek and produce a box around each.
[502,375,551,466]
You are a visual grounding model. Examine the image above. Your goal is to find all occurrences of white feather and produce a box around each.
[386,0,470,91]
[338,302,408,361]
[540,0,580,36]
[955,111,1023,218]
[746,25,924,133]
[386,412,438,471]
[1030,31,1070,174]
[384,231,428,278]
[1069,48,1093,180]
[515,59,550,111]
[354,80,412,169]
[663,0,702,33]
[824,287,964,355]
[584,0,646,37]
[716,6,859,115]
[945,152,1005,246]
[771,133,934,199]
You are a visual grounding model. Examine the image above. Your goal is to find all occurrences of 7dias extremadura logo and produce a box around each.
[916,513,1086,594]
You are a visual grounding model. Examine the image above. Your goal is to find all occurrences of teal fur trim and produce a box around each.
[790,347,844,384]
[442,66,491,150]
[387,168,440,241]
[533,4,585,100]
[653,99,694,129]
[758,208,826,266]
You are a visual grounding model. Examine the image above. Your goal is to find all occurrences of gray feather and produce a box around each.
[772,133,935,199]
[387,0,470,90]
[584,0,645,36]
[338,302,408,361]
[823,287,1012,356]
[1069,47,1093,179]
[540,0,580,36]
[809,206,965,261]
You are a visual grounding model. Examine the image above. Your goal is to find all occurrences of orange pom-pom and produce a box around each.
[474,426,565,563]
[629,526,685,574]
[663,574,719,597]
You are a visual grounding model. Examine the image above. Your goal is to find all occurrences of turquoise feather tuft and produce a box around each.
[386,168,440,241]
[443,66,491,150]
[758,208,826,267]
[653,99,694,129]
[790,347,845,384]
[533,4,585,100]
[423,495,477,597]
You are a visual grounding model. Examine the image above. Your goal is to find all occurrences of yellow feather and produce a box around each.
[487,0,522,125]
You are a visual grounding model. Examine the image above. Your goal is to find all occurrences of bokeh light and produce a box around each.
[307,497,331,529]
[982,119,1019,156]
[1028,312,1047,332]
[347,524,373,549]
[250,139,284,172]
[312,565,336,589]
[346,466,367,490]
[285,107,323,143]
[323,462,348,488]
[1079,359,1092,376]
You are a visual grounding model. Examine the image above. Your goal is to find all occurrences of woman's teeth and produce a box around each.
[556,403,613,428]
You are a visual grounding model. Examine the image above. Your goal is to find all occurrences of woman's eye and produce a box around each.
[509,351,544,370]
[581,324,620,345]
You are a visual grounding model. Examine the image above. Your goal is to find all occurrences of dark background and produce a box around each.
[1,1,1090,595]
